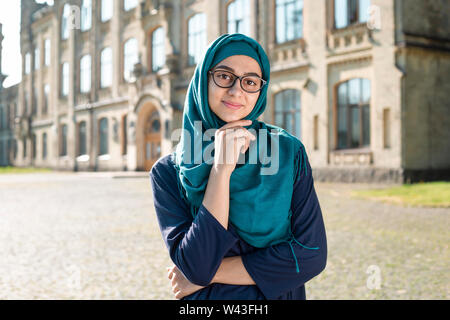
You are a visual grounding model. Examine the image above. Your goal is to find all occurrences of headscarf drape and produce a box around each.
[173,33,308,248]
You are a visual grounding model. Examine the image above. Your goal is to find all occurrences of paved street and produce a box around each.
[0,172,448,299]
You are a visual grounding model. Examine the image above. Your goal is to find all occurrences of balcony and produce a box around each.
[270,39,309,73]
[326,23,373,56]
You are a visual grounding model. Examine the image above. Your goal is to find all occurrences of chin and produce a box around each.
[219,114,243,123]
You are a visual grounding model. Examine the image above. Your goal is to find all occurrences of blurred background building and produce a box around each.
[0,0,449,182]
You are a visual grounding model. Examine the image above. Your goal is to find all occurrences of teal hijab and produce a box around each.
[173,33,308,248]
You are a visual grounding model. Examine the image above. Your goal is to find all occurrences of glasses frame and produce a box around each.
[208,69,267,93]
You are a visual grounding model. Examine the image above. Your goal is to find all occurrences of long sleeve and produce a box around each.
[241,151,327,299]
[149,157,239,286]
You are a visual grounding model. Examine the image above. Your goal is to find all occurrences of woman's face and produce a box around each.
[208,55,262,123]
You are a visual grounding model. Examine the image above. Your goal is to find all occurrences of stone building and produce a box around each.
[0,0,449,182]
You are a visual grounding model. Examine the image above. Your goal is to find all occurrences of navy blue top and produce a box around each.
[149,151,327,300]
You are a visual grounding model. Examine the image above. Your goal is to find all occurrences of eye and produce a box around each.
[245,79,257,86]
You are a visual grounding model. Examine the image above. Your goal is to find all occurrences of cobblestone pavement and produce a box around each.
[0,173,448,299]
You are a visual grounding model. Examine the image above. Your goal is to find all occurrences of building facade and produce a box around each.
[0,0,449,182]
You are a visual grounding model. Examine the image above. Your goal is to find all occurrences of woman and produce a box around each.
[149,33,327,300]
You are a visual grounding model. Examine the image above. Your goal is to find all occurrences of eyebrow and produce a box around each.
[213,65,262,78]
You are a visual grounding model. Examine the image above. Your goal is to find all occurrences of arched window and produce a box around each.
[124,0,138,11]
[24,52,31,75]
[275,0,304,43]
[99,118,109,155]
[188,13,206,66]
[42,132,47,160]
[61,62,69,97]
[32,134,37,160]
[274,89,302,139]
[100,47,113,88]
[123,38,138,82]
[101,0,113,22]
[81,0,92,31]
[78,121,87,156]
[80,54,91,93]
[152,27,166,72]
[227,0,251,36]
[61,4,71,40]
[336,78,371,149]
[43,84,50,115]
[60,124,67,156]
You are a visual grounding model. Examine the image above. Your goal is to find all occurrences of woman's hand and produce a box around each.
[167,265,205,299]
[213,120,256,176]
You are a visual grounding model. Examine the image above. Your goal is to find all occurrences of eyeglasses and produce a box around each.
[208,69,267,93]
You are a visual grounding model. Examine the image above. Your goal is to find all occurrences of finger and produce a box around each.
[174,290,183,300]
[225,127,254,141]
[219,120,252,131]
[241,136,250,154]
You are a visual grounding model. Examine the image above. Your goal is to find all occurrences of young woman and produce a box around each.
[149,33,327,300]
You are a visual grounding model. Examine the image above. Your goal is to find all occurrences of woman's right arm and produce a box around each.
[202,119,255,229]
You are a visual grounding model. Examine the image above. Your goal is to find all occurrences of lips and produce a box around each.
[223,101,243,110]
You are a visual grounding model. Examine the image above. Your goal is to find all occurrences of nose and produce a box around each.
[228,78,244,96]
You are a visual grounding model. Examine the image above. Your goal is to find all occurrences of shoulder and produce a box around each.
[149,153,177,183]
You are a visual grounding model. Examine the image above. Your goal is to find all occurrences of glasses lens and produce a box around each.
[213,71,235,87]
[241,76,262,92]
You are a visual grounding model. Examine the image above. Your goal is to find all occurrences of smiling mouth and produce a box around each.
[223,101,243,110]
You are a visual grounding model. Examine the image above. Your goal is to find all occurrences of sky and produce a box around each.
[0,0,53,88]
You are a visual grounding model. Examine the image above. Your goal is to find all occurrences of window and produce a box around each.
[80,55,91,93]
[42,132,47,160]
[123,38,138,82]
[227,0,251,36]
[44,39,51,66]
[100,47,113,88]
[276,0,304,43]
[334,0,371,29]
[43,84,50,115]
[24,94,29,115]
[34,47,40,70]
[32,87,38,116]
[23,137,27,158]
[25,52,31,75]
[0,107,3,130]
[61,4,71,40]
[383,108,390,149]
[121,115,127,155]
[61,62,69,97]
[124,0,138,11]
[32,134,36,160]
[336,78,370,149]
[99,118,109,155]
[152,27,166,72]
[101,0,113,22]
[274,89,302,140]
[78,121,87,156]
[60,124,67,156]
[81,0,92,31]
[313,115,319,150]
[188,13,206,66]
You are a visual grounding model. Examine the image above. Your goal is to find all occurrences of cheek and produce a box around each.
[247,94,260,110]
[208,82,220,107]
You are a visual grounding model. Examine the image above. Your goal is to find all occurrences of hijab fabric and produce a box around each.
[173,33,308,249]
